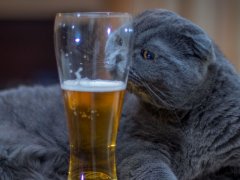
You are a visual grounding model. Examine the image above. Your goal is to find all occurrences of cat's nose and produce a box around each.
[116,54,123,64]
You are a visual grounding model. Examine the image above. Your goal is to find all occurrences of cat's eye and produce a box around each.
[115,35,123,46]
[141,49,157,61]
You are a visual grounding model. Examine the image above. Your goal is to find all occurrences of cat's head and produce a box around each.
[105,23,133,80]
[105,9,216,110]
[127,9,216,110]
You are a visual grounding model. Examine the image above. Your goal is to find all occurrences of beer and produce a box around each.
[62,80,125,180]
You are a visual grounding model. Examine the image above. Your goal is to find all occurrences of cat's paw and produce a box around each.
[131,164,177,180]
[119,161,177,180]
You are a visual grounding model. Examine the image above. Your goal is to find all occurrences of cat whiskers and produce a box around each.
[141,78,175,109]
[148,86,173,108]
[128,69,143,85]
[129,69,175,109]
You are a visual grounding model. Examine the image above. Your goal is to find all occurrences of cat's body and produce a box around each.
[0,9,240,180]
[0,85,68,179]
[115,9,240,180]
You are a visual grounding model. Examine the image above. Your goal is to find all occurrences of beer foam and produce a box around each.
[61,79,126,92]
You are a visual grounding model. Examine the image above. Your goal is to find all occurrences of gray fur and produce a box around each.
[115,9,240,180]
[0,9,240,180]
[0,85,69,179]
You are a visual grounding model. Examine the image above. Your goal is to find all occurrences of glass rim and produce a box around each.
[56,12,131,18]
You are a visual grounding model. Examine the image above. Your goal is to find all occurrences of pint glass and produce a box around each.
[54,12,132,180]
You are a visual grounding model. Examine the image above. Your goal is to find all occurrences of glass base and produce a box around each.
[68,171,116,180]
[84,172,112,179]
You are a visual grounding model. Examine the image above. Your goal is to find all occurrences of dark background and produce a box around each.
[0,20,58,89]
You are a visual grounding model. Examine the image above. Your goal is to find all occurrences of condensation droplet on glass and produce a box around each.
[75,38,80,43]
[107,27,111,35]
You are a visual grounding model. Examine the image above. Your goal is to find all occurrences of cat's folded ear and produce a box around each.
[183,31,216,63]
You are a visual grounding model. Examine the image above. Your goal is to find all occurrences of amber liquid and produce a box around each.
[62,80,125,180]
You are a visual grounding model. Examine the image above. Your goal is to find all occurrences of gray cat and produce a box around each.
[114,9,240,180]
[0,9,240,180]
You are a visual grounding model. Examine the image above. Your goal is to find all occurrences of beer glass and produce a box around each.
[54,12,132,180]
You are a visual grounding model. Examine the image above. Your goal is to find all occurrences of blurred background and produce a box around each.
[0,0,239,89]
